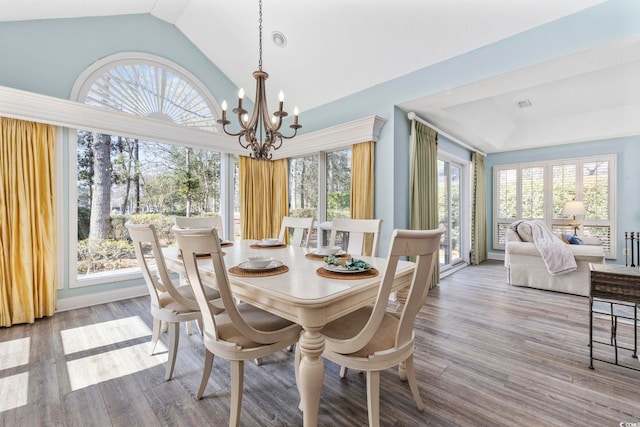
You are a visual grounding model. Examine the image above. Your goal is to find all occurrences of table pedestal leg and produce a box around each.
[297,328,325,427]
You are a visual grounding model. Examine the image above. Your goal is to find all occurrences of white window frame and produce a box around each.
[493,154,616,258]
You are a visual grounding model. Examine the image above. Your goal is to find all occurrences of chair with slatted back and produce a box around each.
[175,216,225,240]
[173,226,301,427]
[329,218,382,256]
[301,227,444,427]
[278,216,315,247]
[126,222,221,381]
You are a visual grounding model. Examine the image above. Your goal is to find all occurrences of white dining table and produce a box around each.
[163,240,416,427]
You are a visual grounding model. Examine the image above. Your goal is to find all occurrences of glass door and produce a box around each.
[438,158,463,270]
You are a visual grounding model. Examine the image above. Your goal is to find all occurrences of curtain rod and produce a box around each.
[407,111,486,156]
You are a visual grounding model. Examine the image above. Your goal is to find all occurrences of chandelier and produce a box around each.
[217,0,301,160]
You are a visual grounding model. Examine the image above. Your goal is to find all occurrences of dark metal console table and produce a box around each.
[589,263,640,371]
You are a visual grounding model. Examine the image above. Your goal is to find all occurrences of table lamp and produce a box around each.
[562,199,587,236]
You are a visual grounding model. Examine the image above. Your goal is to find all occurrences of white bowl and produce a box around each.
[316,246,341,256]
[260,238,281,246]
[247,256,273,268]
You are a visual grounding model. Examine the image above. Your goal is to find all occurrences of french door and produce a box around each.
[438,157,465,270]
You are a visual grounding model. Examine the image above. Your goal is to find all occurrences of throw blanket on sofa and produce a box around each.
[509,220,577,275]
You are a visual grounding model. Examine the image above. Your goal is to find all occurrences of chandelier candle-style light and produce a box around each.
[217,0,301,160]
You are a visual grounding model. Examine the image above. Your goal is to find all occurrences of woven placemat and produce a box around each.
[221,242,233,247]
[228,264,289,277]
[305,253,352,261]
[250,244,287,250]
[316,267,379,280]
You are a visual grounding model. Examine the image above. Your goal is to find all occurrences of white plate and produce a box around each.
[313,249,346,257]
[322,263,371,274]
[257,240,283,247]
[238,260,283,271]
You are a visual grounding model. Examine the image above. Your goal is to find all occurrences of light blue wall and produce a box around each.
[1,0,639,300]
[0,14,238,102]
[485,137,640,264]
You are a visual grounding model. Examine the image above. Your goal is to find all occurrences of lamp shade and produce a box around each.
[562,200,587,217]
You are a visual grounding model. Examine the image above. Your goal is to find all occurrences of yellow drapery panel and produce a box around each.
[409,120,440,286]
[471,152,488,264]
[239,156,288,240]
[351,141,375,255]
[0,117,57,326]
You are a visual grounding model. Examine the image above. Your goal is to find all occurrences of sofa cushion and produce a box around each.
[516,222,533,242]
[568,244,606,262]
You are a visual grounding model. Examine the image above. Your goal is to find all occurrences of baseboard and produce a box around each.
[56,285,149,312]
[488,251,505,261]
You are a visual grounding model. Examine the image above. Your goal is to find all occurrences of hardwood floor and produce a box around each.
[1,261,639,426]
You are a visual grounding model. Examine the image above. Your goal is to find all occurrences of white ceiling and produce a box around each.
[2,0,638,153]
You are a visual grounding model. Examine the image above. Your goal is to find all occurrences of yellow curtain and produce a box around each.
[409,120,440,286]
[351,141,375,254]
[471,152,487,264]
[239,156,288,240]
[0,117,57,326]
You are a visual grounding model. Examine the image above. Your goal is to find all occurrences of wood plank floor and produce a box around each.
[1,261,639,426]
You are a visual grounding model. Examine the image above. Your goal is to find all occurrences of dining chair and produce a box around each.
[173,226,301,427]
[304,227,444,427]
[329,218,382,256]
[126,222,221,381]
[279,216,315,247]
[175,215,225,240]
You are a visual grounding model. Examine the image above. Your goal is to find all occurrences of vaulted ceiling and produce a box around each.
[2,0,638,153]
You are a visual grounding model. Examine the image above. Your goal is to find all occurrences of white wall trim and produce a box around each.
[0,85,386,159]
[56,284,149,312]
[488,251,505,261]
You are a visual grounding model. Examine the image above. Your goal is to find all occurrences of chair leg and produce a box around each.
[339,366,348,378]
[366,370,381,427]
[150,318,161,355]
[229,360,244,427]
[197,349,214,399]
[165,322,180,381]
[161,320,168,333]
[186,321,193,335]
[404,355,425,411]
[254,358,263,366]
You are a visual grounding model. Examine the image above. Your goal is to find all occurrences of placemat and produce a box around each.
[228,264,289,277]
[305,253,352,261]
[250,244,288,250]
[221,242,233,247]
[316,267,379,280]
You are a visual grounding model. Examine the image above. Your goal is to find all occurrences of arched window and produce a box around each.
[70,53,226,286]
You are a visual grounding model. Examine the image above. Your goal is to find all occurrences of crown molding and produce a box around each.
[0,85,386,157]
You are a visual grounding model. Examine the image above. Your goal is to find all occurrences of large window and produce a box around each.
[493,154,616,257]
[288,148,352,247]
[326,148,351,220]
[72,56,222,286]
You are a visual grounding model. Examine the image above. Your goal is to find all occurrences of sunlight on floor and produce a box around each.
[60,316,151,355]
[0,336,30,368]
[0,372,29,412]
[66,342,167,391]
[0,337,30,412]
[60,316,168,391]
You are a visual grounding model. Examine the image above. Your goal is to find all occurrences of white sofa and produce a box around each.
[505,224,605,296]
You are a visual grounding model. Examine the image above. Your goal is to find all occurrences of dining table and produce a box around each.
[163,240,416,427]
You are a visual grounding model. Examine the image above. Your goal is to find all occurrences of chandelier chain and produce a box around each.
[258,0,263,71]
